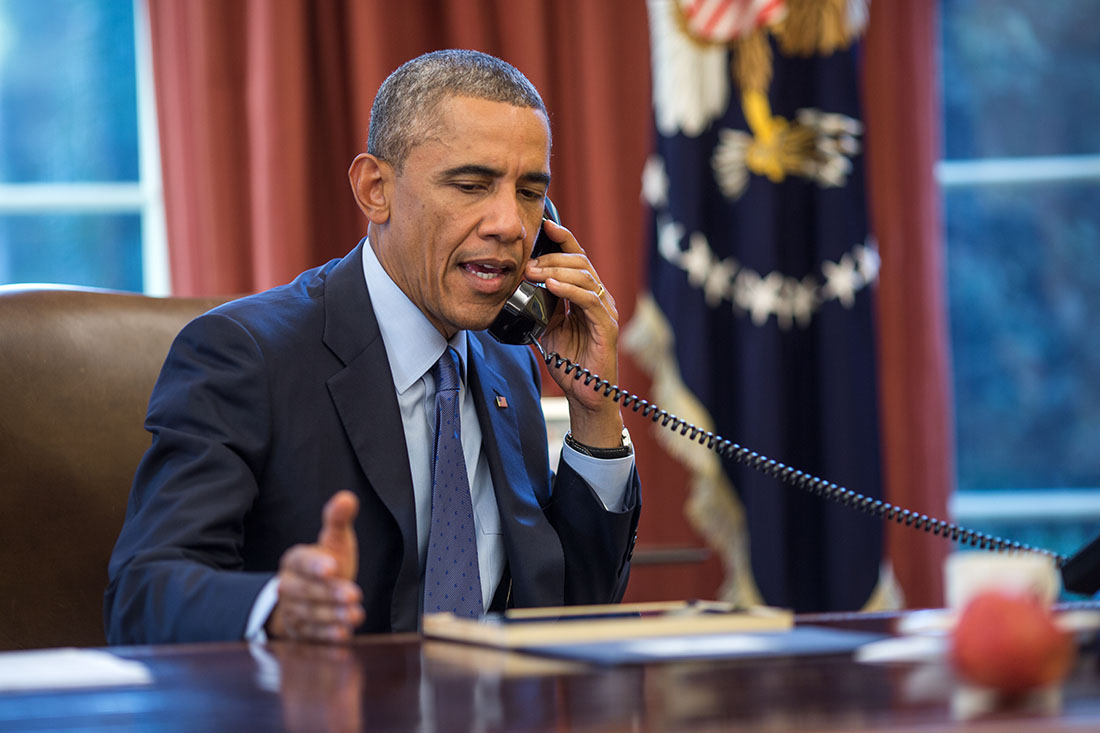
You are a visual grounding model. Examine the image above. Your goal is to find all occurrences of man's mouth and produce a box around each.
[462,262,512,280]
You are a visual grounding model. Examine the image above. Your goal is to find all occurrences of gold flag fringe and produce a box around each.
[732,29,773,94]
[865,561,904,612]
[773,0,870,57]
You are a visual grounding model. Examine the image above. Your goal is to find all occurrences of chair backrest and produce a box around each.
[0,285,227,650]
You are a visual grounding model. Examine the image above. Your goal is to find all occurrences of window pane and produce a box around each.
[0,0,138,183]
[941,0,1100,159]
[0,214,143,291]
[946,182,1100,491]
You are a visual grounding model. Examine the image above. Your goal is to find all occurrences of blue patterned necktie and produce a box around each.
[423,347,483,617]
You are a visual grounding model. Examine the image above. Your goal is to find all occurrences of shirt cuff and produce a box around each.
[244,576,280,642]
[560,443,634,512]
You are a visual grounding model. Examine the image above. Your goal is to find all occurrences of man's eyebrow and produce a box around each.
[439,164,501,179]
[438,165,551,187]
[520,171,552,187]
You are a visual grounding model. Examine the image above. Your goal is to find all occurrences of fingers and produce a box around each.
[291,622,356,643]
[320,490,358,546]
[544,268,616,312]
[318,490,359,581]
[270,600,362,643]
[272,544,365,643]
[279,549,362,602]
[526,223,617,319]
[536,266,618,324]
[277,581,363,625]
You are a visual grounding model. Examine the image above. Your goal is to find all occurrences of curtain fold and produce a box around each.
[863,0,954,608]
[149,0,254,294]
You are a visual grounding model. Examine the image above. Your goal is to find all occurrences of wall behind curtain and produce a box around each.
[148,0,950,607]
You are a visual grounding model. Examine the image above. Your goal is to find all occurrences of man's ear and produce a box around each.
[348,153,392,224]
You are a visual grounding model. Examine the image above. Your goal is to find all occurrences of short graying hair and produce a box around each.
[367,49,548,170]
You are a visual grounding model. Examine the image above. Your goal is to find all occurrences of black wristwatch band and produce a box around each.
[564,428,633,459]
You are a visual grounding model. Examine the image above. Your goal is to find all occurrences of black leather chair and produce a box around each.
[0,285,226,649]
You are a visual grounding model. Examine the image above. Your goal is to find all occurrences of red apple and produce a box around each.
[950,589,1075,693]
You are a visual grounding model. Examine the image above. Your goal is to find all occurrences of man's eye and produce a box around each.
[520,189,546,201]
[455,182,486,193]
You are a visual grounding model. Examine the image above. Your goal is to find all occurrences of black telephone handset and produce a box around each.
[488,198,563,346]
[489,201,1100,594]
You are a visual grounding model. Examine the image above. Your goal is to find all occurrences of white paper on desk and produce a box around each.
[855,635,947,664]
[0,648,152,692]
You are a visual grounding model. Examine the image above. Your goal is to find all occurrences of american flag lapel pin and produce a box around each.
[495,395,508,409]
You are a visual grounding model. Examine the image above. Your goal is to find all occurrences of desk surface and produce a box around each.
[2,610,1099,731]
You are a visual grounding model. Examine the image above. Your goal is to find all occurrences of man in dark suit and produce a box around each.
[105,49,640,644]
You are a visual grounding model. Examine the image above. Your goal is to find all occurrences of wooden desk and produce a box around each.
[2,611,1098,731]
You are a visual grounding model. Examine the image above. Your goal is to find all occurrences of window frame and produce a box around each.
[938,152,1100,531]
[0,0,169,295]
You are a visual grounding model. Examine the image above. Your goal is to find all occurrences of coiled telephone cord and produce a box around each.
[536,345,1067,567]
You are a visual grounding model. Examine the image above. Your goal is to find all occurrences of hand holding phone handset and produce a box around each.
[491,198,627,451]
[490,201,1082,580]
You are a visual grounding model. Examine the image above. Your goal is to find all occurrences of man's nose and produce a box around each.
[479,192,526,243]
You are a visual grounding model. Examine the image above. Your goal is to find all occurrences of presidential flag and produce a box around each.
[626,0,894,611]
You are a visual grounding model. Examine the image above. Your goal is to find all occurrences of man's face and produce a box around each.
[372,96,551,339]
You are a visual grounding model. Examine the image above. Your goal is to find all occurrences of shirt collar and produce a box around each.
[361,238,467,393]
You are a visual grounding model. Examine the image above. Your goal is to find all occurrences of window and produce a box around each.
[940,0,1100,572]
[0,0,167,294]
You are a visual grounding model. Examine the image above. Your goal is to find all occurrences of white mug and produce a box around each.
[944,551,1061,609]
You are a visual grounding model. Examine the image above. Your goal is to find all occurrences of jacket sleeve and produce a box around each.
[104,313,275,645]
[545,460,640,604]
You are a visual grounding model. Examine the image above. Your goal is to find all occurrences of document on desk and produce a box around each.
[520,626,889,665]
[0,648,152,692]
[424,603,887,665]
[424,601,795,648]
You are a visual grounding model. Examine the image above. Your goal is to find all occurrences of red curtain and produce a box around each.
[863,0,954,608]
[148,0,951,608]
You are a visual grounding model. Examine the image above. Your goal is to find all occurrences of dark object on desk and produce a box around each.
[0,285,227,650]
[1062,531,1100,596]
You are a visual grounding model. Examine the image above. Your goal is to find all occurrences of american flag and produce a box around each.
[628,0,890,611]
[677,0,787,43]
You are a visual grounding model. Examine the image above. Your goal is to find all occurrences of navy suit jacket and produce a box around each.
[104,242,640,644]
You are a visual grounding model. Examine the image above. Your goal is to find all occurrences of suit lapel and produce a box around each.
[468,335,565,607]
[322,241,419,631]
